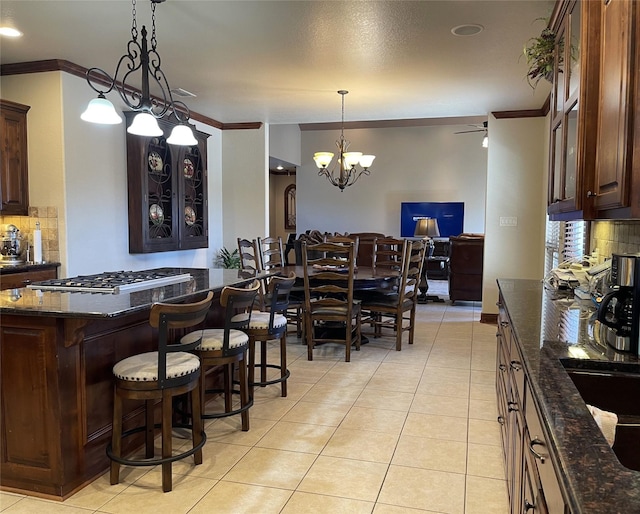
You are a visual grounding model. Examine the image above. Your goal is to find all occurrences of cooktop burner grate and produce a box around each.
[28,269,193,294]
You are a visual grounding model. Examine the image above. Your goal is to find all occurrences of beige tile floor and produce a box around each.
[0,281,508,514]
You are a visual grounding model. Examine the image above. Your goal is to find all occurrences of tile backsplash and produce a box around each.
[591,220,640,259]
[0,206,60,263]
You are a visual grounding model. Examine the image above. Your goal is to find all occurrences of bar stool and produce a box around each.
[107,292,214,493]
[241,272,296,397]
[180,281,260,431]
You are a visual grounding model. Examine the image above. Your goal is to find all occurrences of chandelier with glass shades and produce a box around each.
[81,0,197,146]
[313,90,375,191]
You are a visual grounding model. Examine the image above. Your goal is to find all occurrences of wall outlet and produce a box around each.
[500,216,518,227]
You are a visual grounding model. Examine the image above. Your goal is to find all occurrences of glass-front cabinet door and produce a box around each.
[547,0,599,220]
[126,112,209,253]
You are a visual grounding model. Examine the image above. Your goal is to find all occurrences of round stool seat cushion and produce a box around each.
[181,328,249,351]
[232,311,287,330]
[113,351,200,382]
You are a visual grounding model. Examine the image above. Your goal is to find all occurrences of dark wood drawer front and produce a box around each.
[0,269,56,290]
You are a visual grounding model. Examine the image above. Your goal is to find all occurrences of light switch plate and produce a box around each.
[500,216,518,226]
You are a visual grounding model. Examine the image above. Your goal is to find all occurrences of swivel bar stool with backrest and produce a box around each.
[108,291,214,493]
[180,281,260,431]
[257,235,304,338]
[239,272,296,398]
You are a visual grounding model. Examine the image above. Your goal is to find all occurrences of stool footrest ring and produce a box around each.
[201,387,254,420]
[251,364,290,387]
[106,422,206,467]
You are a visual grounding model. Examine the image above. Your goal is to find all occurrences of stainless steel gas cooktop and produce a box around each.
[27,269,192,294]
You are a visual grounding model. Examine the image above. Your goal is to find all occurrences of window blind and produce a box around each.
[544,218,588,275]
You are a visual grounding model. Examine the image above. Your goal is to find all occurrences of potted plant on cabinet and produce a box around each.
[523,23,558,89]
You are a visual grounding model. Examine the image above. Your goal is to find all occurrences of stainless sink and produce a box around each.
[562,363,640,472]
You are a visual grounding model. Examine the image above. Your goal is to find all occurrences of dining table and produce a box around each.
[281,265,400,292]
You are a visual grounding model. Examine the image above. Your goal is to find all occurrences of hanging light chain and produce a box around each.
[150,0,158,51]
[131,0,138,40]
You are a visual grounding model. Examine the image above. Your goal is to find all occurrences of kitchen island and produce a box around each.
[0,267,267,500]
[498,279,640,513]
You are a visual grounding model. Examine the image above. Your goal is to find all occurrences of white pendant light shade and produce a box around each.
[81,96,123,125]
[359,154,375,169]
[314,152,334,169]
[343,152,363,168]
[482,134,489,148]
[127,112,163,137]
[167,124,197,146]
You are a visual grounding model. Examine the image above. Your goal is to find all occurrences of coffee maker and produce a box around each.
[597,253,640,353]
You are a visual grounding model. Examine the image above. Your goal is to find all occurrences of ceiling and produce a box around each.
[0,0,554,126]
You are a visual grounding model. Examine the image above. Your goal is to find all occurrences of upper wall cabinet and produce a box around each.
[547,0,601,220]
[125,112,209,253]
[591,0,639,218]
[0,100,30,215]
[547,0,639,221]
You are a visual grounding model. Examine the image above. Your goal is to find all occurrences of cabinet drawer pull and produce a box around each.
[497,415,505,425]
[510,360,522,372]
[499,364,507,372]
[508,401,518,412]
[586,190,598,198]
[529,438,547,463]
[500,321,509,327]
[22,279,31,285]
[524,499,535,512]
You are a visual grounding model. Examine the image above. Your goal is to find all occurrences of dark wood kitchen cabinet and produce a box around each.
[0,100,30,215]
[497,296,569,514]
[547,0,601,220]
[125,112,209,253]
[591,0,639,218]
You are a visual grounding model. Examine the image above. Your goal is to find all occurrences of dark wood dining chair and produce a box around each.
[257,236,286,270]
[361,240,426,351]
[302,240,361,362]
[180,281,261,431]
[107,291,214,492]
[237,238,262,273]
[323,234,360,265]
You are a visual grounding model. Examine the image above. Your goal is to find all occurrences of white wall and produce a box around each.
[298,124,488,236]
[482,115,547,314]
[1,71,224,276]
[221,125,268,250]
[269,124,301,166]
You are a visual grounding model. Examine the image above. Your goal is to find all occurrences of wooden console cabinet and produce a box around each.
[497,296,568,514]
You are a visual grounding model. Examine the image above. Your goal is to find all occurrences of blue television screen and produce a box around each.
[400,202,464,238]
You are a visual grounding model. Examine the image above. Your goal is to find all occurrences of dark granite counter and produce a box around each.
[499,279,640,514]
[0,267,266,319]
[0,261,61,274]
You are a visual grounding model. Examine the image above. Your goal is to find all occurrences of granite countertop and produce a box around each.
[0,261,60,274]
[0,267,267,319]
[498,279,640,514]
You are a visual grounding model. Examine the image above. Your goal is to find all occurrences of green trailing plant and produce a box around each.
[523,20,558,89]
[214,247,241,269]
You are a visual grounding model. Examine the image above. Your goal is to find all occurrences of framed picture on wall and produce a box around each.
[285,184,296,230]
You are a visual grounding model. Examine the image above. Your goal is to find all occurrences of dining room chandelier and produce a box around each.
[81,0,197,146]
[313,90,375,191]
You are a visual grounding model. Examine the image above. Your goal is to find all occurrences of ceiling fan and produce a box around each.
[454,121,489,147]
[454,121,488,134]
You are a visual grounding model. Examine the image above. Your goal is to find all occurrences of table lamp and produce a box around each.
[414,218,440,258]
[414,218,445,303]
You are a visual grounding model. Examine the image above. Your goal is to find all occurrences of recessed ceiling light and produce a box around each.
[0,26,23,37]
[451,24,484,37]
